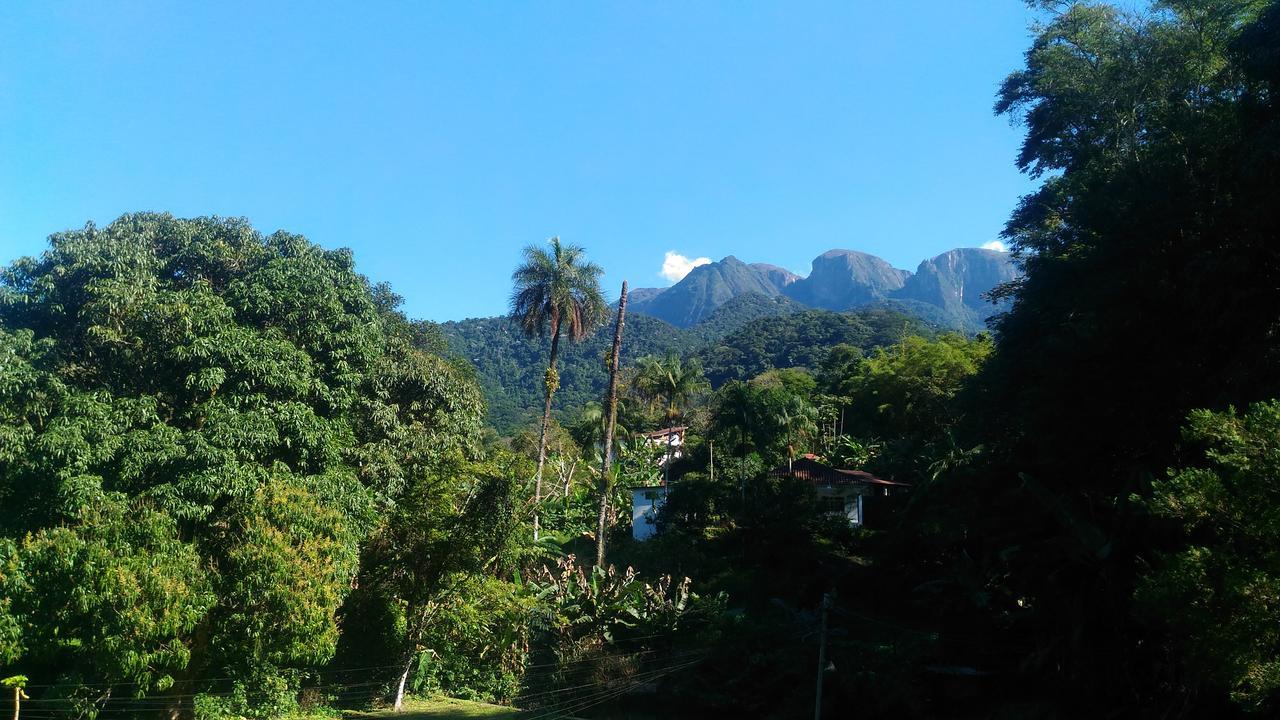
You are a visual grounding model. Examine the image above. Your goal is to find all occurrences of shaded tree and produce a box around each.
[0,213,485,716]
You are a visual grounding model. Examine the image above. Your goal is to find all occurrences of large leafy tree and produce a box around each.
[834,333,991,479]
[0,213,484,715]
[345,451,524,710]
[709,369,819,473]
[930,1,1280,713]
[509,238,607,539]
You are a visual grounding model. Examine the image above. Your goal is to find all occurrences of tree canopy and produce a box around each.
[0,213,485,714]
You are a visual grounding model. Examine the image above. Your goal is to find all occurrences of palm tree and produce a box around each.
[635,353,709,485]
[710,380,756,504]
[510,237,607,540]
[777,395,819,472]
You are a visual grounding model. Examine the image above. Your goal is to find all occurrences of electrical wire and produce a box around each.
[516,657,704,720]
[5,637,704,719]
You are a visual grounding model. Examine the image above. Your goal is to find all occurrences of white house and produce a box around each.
[641,426,687,467]
[630,485,668,541]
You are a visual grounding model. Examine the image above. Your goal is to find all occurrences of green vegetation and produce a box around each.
[440,313,699,434]
[0,215,489,717]
[345,696,515,719]
[696,307,921,387]
[3,2,1280,718]
[1138,402,1280,710]
[444,303,922,434]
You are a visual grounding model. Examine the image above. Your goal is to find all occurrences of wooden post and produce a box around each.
[596,281,627,567]
[814,592,832,720]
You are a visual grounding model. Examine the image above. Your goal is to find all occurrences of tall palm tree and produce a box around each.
[635,353,709,485]
[510,237,607,540]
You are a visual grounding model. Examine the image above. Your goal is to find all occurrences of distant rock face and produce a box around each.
[625,247,1020,331]
[749,263,801,291]
[625,286,667,306]
[628,256,782,327]
[783,250,911,310]
[892,248,1019,317]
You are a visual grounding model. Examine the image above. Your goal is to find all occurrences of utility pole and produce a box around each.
[814,591,833,720]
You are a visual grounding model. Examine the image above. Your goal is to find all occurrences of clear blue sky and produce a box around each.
[1,1,1039,322]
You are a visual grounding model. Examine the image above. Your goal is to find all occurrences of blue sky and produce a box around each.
[1,1,1039,322]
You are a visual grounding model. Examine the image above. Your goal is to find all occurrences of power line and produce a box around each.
[516,657,703,720]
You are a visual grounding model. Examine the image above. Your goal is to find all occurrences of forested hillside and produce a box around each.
[696,308,922,386]
[441,313,698,433]
[443,296,923,433]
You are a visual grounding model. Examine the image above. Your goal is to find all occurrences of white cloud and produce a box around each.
[660,251,712,283]
[981,240,1008,252]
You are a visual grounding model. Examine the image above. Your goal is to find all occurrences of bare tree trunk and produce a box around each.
[596,282,627,567]
[709,440,714,483]
[393,653,413,712]
[13,686,29,720]
[561,457,576,503]
[533,327,562,541]
[665,428,673,487]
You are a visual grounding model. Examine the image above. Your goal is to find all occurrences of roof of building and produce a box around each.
[641,426,688,439]
[769,454,911,487]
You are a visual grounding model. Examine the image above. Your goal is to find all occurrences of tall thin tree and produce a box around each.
[510,238,607,540]
[596,281,627,566]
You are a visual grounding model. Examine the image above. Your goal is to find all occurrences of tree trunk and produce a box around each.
[13,687,28,720]
[533,326,562,541]
[665,426,673,487]
[597,282,627,567]
[393,653,413,712]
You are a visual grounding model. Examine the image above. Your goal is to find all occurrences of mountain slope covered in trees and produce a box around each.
[443,297,925,433]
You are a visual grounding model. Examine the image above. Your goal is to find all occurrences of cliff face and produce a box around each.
[783,250,911,311]
[627,247,1019,331]
[892,248,1019,315]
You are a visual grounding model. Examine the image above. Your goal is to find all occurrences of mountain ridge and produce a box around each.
[627,246,1019,332]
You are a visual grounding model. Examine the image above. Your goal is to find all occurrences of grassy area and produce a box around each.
[344,696,518,720]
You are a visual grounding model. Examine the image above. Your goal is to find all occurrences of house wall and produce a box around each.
[631,487,668,541]
[646,432,684,467]
[813,486,889,526]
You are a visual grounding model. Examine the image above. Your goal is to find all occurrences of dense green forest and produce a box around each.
[3,2,1280,719]
[444,294,927,434]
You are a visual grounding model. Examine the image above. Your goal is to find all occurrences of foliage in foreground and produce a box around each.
[0,214,485,716]
[1139,401,1280,710]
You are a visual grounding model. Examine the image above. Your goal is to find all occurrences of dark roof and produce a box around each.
[769,454,911,487]
[641,426,687,439]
